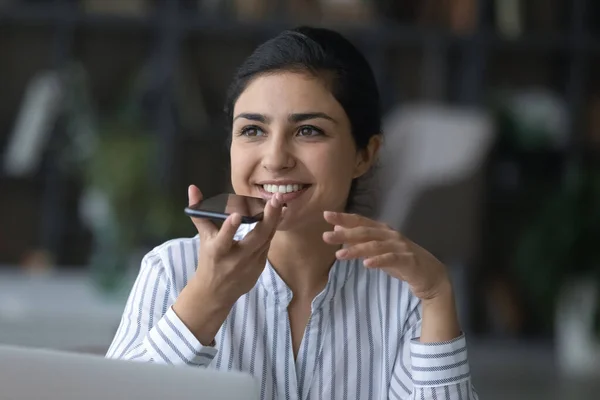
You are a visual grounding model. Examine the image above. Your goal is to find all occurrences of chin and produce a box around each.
[275,209,323,233]
[274,212,295,232]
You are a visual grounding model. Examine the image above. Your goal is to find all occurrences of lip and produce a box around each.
[256,184,311,203]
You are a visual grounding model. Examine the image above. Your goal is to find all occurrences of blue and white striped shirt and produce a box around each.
[106,225,478,400]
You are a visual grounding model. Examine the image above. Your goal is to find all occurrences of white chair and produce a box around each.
[376,103,495,231]
[374,103,495,329]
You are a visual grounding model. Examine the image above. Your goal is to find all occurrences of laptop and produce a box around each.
[0,345,260,400]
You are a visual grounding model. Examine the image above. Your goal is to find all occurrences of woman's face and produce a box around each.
[230,71,378,231]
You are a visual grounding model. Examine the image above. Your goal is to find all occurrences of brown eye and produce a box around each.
[240,126,265,137]
[297,125,323,137]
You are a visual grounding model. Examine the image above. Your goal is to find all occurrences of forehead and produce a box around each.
[233,71,345,118]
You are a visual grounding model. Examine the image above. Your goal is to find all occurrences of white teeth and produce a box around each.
[262,184,305,194]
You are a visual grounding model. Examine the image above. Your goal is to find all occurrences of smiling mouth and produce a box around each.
[261,183,309,194]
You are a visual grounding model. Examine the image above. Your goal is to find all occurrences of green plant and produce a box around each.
[86,120,184,239]
[84,119,188,292]
[60,63,188,293]
[513,161,600,336]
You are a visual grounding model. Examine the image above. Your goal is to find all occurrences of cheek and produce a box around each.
[229,145,253,188]
[307,146,357,188]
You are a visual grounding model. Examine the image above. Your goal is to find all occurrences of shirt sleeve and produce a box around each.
[105,251,218,367]
[388,299,479,400]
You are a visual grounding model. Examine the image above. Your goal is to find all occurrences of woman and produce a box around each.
[107,26,478,400]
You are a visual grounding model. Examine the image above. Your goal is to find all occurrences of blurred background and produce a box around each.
[1,0,600,398]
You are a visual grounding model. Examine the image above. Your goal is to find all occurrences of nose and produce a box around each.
[261,132,295,172]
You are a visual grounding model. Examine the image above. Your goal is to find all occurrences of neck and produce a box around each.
[268,221,340,300]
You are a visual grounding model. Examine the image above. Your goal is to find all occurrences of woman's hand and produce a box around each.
[323,211,461,342]
[173,185,284,345]
[322,211,449,301]
[189,185,284,305]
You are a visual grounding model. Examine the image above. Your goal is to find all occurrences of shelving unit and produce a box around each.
[0,0,598,338]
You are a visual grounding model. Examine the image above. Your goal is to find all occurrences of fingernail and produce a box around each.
[324,211,335,218]
[334,225,343,231]
[336,249,348,259]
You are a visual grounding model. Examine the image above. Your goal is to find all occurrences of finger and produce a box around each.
[323,226,398,245]
[336,240,404,260]
[250,234,272,258]
[254,241,272,263]
[188,184,202,206]
[279,205,288,224]
[213,213,242,254]
[323,211,384,229]
[188,185,218,240]
[248,205,287,256]
[262,193,284,229]
[241,193,283,249]
[245,245,271,276]
[364,252,414,268]
[237,232,273,275]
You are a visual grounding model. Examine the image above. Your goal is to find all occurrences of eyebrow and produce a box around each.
[289,112,337,124]
[233,113,270,124]
[233,112,337,124]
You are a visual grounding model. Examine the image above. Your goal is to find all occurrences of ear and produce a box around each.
[353,134,382,179]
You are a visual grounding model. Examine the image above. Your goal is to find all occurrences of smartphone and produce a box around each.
[184,193,266,224]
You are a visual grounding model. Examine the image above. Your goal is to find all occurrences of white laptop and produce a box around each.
[0,345,260,400]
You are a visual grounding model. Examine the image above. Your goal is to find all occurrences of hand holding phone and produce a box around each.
[173,185,284,345]
[184,193,266,224]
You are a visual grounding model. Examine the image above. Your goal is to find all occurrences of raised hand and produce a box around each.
[322,211,449,301]
[173,185,284,345]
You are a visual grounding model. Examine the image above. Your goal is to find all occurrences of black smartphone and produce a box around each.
[184,193,266,224]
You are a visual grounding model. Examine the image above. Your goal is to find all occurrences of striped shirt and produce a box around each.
[106,224,478,400]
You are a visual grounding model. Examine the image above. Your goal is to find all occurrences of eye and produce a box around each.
[297,125,324,137]
[239,125,265,137]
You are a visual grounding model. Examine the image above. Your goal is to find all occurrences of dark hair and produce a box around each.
[224,26,382,213]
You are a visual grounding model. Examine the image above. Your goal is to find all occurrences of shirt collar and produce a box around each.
[311,260,354,310]
[258,258,355,310]
[258,260,293,306]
